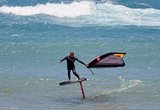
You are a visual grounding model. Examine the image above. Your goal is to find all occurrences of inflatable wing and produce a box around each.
[87,52,126,68]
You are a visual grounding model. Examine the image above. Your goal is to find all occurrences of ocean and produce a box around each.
[0,0,160,110]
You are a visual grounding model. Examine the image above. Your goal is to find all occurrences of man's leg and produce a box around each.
[72,69,80,80]
[67,69,71,80]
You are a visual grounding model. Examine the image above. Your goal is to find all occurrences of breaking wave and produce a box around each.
[0,1,160,26]
[0,1,92,17]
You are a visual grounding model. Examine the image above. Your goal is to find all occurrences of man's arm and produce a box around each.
[60,56,67,63]
[76,58,87,66]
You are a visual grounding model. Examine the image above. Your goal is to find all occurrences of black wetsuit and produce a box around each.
[60,56,86,80]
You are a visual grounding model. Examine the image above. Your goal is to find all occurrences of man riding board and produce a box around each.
[60,51,87,80]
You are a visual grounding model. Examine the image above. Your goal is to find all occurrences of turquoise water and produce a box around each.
[0,0,160,110]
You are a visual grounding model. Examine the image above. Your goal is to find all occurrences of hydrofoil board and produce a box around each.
[59,77,87,86]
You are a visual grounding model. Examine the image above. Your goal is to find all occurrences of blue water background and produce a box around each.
[0,0,160,110]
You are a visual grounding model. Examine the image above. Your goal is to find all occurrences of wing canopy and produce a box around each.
[87,52,126,68]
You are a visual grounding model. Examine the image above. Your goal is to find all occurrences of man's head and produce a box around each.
[69,51,74,58]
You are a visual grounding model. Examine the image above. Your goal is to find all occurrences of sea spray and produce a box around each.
[88,76,142,99]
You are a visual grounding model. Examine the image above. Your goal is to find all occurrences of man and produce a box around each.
[60,51,87,81]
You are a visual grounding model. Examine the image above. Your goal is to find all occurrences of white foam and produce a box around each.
[88,76,142,98]
[0,1,160,26]
[107,76,142,94]
[90,2,160,26]
[0,1,93,17]
[118,76,142,92]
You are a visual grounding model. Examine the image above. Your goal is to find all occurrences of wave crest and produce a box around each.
[0,1,93,17]
[0,1,160,26]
